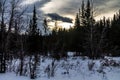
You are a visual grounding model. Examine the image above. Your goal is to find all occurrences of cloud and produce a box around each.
[41,0,120,19]
[41,0,81,16]
[21,0,120,20]
[47,13,73,23]
[19,0,52,33]
[21,0,51,14]
[94,0,120,14]
[2,0,120,21]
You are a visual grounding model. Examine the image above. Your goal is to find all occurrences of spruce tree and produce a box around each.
[27,6,42,79]
[75,13,80,29]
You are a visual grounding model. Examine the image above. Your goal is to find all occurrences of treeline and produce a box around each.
[44,0,120,59]
[0,0,120,59]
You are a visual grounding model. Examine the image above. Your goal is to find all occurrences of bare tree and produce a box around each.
[0,0,7,73]
[0,0,27,73]
[5,0,22,54]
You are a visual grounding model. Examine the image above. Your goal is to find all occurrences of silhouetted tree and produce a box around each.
[26,6,42,79]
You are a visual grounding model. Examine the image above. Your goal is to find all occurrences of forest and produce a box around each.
[0,0,120,80]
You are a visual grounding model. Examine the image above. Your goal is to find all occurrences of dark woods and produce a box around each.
[0,0,120,78]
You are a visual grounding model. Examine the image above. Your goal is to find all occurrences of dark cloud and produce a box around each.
[47,13,73,23]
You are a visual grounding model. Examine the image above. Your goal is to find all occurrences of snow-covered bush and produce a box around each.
[97,64,105,74]
[101,58,120,67]
[45,60,57,78]
[61,61,70,75]
[88,61,95,71]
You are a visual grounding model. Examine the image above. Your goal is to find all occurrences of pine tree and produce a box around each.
[27,6,42,79]
[81,0,95,58]
[81,0,86,26]
[27,5,42,53]
[29,6,38,36]
[74,13,80,29]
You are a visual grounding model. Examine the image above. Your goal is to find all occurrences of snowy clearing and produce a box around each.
[0,56,120,80]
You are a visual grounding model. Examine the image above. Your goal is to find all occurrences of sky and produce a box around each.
[21,0,120,28]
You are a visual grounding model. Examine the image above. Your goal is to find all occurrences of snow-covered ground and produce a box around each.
[0,56,120,80]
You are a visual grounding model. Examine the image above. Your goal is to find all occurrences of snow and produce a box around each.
[0,73,29,80]
[67,52,75,57]
[0,56,120,80]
